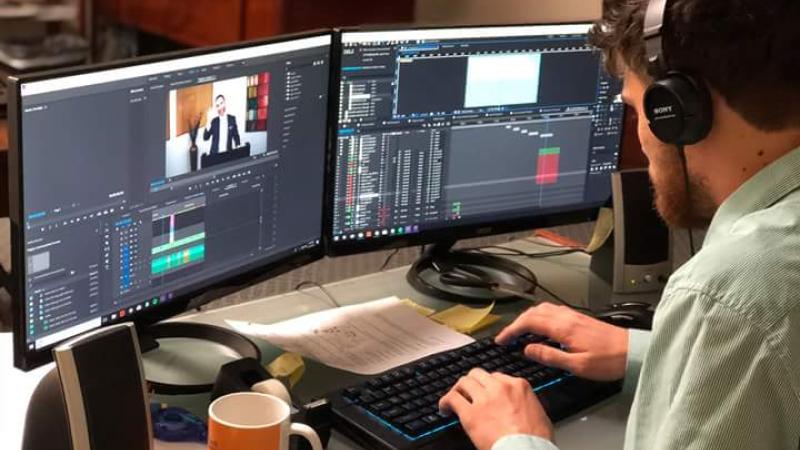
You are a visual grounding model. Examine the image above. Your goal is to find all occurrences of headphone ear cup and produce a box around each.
[643,73,712,145]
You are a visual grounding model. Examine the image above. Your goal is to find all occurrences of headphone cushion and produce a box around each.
[643,73,712,145]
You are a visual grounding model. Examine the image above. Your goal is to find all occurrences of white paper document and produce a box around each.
[227,297,475,375]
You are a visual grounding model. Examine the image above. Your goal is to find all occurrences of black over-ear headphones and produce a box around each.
[642,0,712,146]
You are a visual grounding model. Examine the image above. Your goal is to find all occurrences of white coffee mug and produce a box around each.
[208,392,322,450]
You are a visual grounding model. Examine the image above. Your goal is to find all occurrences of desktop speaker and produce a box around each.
[22,323,153,450]
[590,169,672,294]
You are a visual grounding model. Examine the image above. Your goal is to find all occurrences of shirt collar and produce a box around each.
[706,146,800,244]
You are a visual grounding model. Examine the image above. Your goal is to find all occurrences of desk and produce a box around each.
[2,238,645,449]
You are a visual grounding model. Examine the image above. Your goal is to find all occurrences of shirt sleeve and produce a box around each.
[626,289,800,450]
[623,328,651,394]
[492,434,560,450]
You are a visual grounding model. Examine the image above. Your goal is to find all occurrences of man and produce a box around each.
[440,0,800,449]
[203,94,241,154]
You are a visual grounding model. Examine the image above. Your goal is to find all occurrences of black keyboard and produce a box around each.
[331,334,621,450]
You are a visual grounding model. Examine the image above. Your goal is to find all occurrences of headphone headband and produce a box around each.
[643,0,669,76]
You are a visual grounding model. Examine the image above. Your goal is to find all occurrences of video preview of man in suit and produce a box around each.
[203,94,241,154]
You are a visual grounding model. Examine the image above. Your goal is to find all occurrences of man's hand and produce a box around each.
[439,368,553,450]
[206,107,215,126]
[496,303,629,381]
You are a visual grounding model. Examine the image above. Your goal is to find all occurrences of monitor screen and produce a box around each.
[11,33,331,368]
[328,24,623,252]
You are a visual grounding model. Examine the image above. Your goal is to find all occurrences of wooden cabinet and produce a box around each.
[96,0,415,47]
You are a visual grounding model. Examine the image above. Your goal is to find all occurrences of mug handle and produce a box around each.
[289,423,323,450]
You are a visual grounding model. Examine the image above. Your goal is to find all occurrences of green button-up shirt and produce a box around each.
[494,147,800,450]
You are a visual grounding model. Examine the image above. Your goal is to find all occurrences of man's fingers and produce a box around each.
[466,367,495,387]
[439,390,472,418]
[524,343,580,372]
[452,375,487,403]
[496,307,560,344]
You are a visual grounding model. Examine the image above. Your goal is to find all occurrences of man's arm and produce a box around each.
[492,435,559,450]
[230,116,241,147]
[623,328,651,394]
[203,117,215,141]
[626,290,800,450]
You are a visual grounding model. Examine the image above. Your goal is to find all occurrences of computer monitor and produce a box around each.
[327,24,624,301]
[8,32,332,370]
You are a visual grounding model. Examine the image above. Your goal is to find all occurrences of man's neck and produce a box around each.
[689,105,800,208]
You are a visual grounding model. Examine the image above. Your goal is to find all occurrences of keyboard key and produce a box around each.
[359,393,377,404]
[382,386,397,396]
[382,407,403,419]
[343,388,360,400]
[370,401,390,412]
[401,402,417,412]
[395,412,422,425]
[404,420,428,434]
[422,414,440,425]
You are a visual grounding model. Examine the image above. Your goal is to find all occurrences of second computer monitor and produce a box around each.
[10,32,331,369]
[328,24,624,254]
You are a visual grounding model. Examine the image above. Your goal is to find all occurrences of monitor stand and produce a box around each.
[138,321,261,395]
[406,240,538,304]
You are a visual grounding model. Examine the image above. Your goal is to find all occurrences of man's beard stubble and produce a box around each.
[649,148,716,229]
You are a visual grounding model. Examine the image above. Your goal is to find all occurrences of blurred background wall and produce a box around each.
[415,0,601,25]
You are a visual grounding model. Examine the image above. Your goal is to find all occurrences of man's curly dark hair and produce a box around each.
[589,0,800,131]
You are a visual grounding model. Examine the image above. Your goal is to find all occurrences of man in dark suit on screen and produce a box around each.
[203,94,241,154]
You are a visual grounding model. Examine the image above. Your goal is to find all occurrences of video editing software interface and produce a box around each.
[19,35,330,351]
[331,25,623,242]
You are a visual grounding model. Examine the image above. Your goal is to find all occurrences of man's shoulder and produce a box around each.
[667,198,800,327]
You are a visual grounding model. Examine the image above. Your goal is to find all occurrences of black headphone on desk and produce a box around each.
[642,0,712,146]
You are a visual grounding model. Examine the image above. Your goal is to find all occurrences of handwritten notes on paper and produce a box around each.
[227,297,474,375]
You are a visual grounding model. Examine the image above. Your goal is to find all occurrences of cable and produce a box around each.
[514,272,593,314]
[293,280,341,308]
[379,248,400,271]
[438,263,593,313]
[677,144,696,256]
[462,245,584,258]
[522,236,586,250]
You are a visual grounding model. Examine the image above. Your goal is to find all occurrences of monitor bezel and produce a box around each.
[9,30,333,371]
[324,23,625,256]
